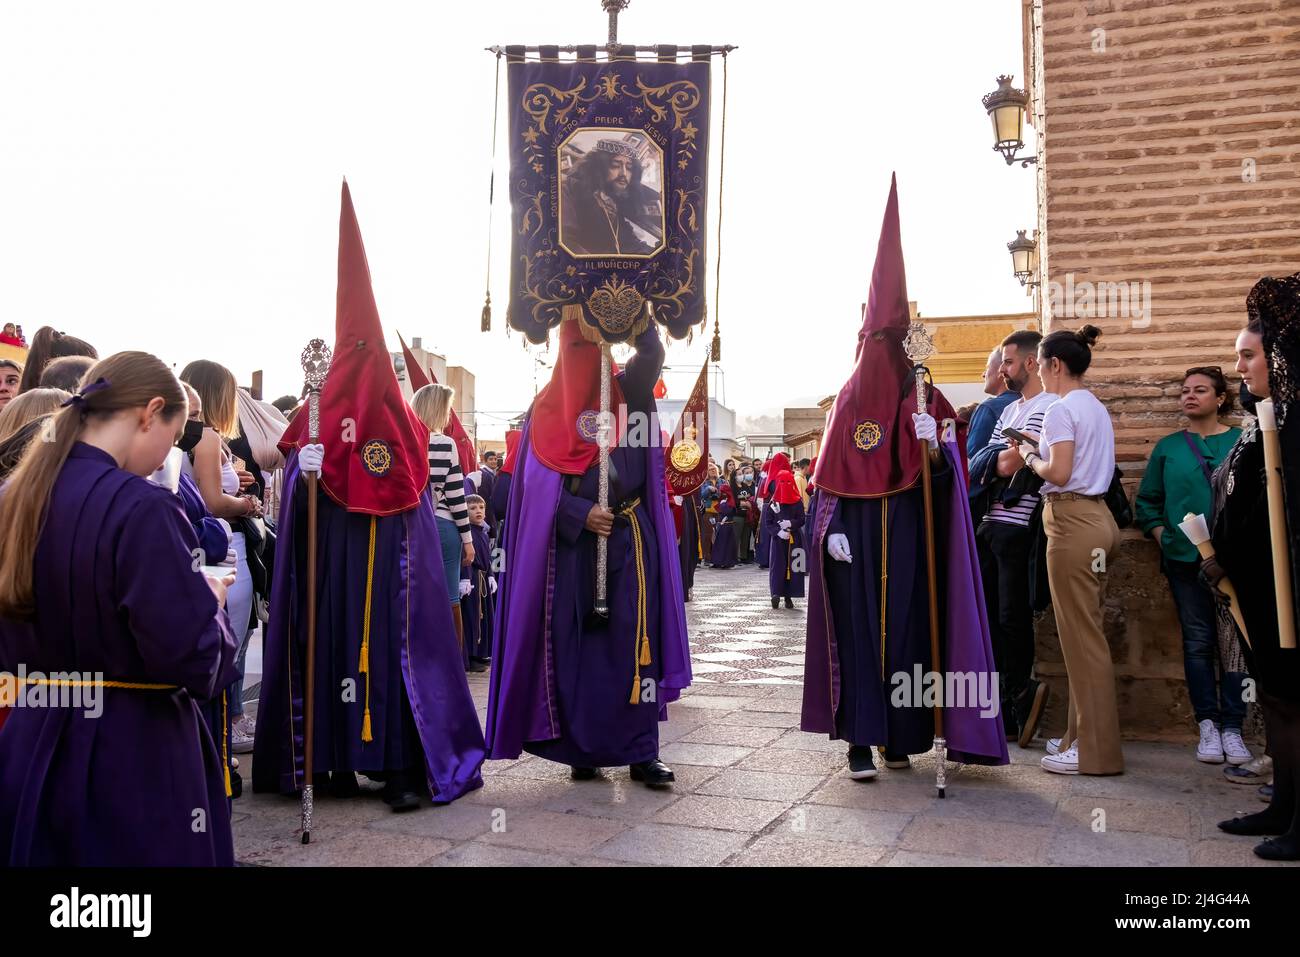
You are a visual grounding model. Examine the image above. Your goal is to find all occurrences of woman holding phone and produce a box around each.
[1012,325,1123,776]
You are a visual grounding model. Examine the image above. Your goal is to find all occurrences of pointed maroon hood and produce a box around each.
[814,174,954,499]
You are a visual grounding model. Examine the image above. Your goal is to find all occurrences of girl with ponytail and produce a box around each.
[0,351,241,865]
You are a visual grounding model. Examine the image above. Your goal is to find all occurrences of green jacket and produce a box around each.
[1135,427,1240,563]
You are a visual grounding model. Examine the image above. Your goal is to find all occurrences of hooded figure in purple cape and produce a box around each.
[802,175,1008,779]
[252,183,485,811]
[485,316,691,785]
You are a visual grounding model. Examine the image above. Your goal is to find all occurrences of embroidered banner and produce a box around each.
[665,355,709,495]
[506,54,711,345]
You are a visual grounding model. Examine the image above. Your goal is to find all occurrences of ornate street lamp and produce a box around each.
[982,75,1036,167]
[1007,230,1038,287]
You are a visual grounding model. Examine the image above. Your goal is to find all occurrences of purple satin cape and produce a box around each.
[801,436,1008,765]
[485,417,692,760]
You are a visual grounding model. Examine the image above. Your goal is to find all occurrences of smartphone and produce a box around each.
[1002,427,1039,447]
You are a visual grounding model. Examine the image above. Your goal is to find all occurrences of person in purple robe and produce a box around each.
[491,429,522,540]
[0,352,241,865]
[802,175,1008,781]
[477,451,500,532]
[170,433,245,802]
[485,317,691,786]
[709,481,739,569]
[252,183,484,812]
[459,494,496,672]
[764,469,806,609]
[678,489,703,600]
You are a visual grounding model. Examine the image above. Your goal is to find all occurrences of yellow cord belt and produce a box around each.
[617,498,653,704]
[358,515,377,743]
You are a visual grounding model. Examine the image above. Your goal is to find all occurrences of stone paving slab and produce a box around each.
[235,564,1295,867]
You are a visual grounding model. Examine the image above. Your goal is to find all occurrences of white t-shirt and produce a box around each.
[986,390,1058,526]
[1040,388,1116,495]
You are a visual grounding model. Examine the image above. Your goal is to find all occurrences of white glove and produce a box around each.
[778,529,791,541]
[458,578,473,598]
[298,443,325,476]
[755,497,764,508]
[827,533,853,563]
[911,413,937,448]
[709,517,716,526]
[672,495,683,506]
[770,501,780,514]
[487,577,497,595]
[779,519,792,530]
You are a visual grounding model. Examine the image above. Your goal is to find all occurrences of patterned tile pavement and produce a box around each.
[235,563,1295,867]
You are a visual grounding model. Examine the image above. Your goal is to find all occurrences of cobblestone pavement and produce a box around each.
[235,562,1294,867]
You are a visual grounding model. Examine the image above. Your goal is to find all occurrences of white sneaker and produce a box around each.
[1041,744,1079,775]
[1221,729,1252,766]
[231,714,256,754]
[1045,737,1062,756]
[1196,719,1224,764]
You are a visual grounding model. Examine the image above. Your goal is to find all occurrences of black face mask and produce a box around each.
[177,419,205,454]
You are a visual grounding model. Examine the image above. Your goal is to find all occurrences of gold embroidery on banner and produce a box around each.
[670,438,703,472]
[586,276,645,335]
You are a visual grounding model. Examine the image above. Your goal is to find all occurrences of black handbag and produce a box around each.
[1104,466,1133,529]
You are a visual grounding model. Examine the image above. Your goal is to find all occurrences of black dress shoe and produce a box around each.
[629,759,675,788]
[381,773,423,812]
[784,597,794,609]
[467,659,489,673]
[571,766,599,781]
[771,596,780,609]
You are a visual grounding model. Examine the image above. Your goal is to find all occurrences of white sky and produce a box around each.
[0,0,1035,439]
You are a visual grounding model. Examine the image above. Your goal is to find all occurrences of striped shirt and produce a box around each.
[985,390,1057,528]
[427,432,471,542]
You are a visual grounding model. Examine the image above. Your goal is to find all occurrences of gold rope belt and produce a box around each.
[616,498,653,704]
[358,515,377,743]
[1,676,177,693]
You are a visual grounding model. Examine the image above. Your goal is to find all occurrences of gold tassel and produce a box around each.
[359,516,377,743]
[630,676,641,705]
[711,327,721,362]
[481,292,492,332]
[639,635,651,667]
[222,691,233,798]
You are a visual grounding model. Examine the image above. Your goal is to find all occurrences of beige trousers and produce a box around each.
[1043,497,1124,775]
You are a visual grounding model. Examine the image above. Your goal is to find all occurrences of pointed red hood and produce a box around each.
[773,469,801,505]
[398,332,477,479]
[499,428,523,476]
[815,174,954,499]
[529,315,624,476]
[762,453,791,497]
[279,181,429,515]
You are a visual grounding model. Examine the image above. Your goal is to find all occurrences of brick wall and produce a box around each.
[1040,0,1300,473]
[1030,0,1300,737]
